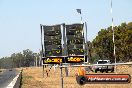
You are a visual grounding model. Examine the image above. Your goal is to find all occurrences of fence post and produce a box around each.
[60,64,63,88]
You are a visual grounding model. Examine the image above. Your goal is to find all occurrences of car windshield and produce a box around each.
[98,61,108,64]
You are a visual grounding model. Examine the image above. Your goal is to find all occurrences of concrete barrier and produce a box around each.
[6,70,22,88]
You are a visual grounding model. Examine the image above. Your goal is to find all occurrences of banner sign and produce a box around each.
[65,56,86,63]
[43,57,65,64]
[42,56,87,64]
[76,74,131,85]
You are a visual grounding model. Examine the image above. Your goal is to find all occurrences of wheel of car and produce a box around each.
[101,70,104,73]
[111,68,114,72]
[95,69,98,73]
[106,70,108,73]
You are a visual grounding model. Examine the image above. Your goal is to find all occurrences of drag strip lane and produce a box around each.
[0,69,19,88]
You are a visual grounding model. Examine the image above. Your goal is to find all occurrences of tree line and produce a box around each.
[0,49,41,69]
[89,22,132,62]
[0,22,132,68]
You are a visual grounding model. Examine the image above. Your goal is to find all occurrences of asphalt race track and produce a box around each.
[0,69,19,88]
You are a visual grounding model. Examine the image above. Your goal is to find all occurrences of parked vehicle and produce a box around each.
[93,60,114,73]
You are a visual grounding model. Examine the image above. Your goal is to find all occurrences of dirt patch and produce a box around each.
[21,65,132,88]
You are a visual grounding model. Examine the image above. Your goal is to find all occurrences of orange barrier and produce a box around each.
[77,66,86,76]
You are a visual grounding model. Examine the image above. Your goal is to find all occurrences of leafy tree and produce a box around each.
[91,22,132,62]
[0,49,40,68]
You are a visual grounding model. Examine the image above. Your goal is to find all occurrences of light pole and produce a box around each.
[110,0,116,73]
[76,9,82,23]
[76,9,88,64]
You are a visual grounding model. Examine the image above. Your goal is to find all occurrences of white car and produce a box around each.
[93,60,114,73]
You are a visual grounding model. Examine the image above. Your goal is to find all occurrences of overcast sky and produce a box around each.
[0,0,132,58]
